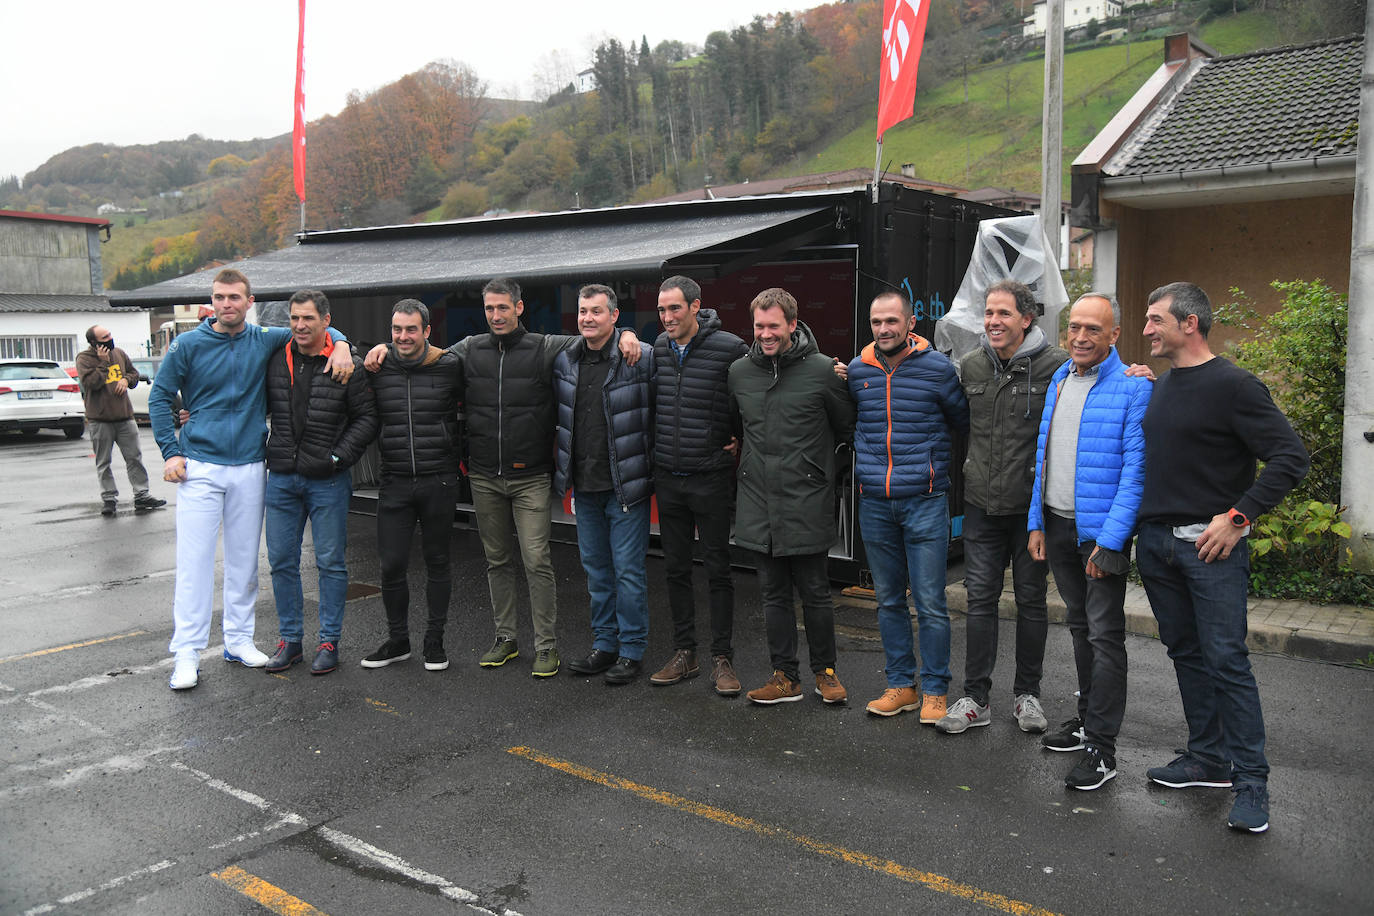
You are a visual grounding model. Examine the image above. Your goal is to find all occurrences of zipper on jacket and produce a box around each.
[497,347,505,476]
[406,373,417,476]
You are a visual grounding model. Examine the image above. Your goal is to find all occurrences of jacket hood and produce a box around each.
[980,324,1050,366]
[388,341,446,369]
[694,308,723,340]
[747,319,820,366]
[860,332,931,369]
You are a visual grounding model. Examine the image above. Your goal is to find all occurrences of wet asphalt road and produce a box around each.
[2,427,1373,916]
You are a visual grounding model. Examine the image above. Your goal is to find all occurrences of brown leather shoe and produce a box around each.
[920,693,948,724]
[746,670,802,705]
[710,655,741,696]
[649,649,699,685]
[814,667,847,704]
[865,686,921,717]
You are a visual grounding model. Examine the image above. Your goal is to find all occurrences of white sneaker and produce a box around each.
[169,653,200,690]
[223,641,270,668]
[1014,693,1049,733]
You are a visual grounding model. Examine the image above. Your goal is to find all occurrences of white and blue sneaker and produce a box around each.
[169,651,200,690]
[223,642,270,668]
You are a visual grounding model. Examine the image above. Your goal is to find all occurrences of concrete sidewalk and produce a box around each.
[836,571,1374,667]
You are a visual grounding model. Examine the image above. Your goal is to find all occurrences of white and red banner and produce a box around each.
[876,0,930,140]
[292,0,307,202]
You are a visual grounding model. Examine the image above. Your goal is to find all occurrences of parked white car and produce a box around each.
[0,359,85,439]
[127,357,182,426]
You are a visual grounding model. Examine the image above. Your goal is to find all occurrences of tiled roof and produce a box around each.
[1114,34,1362,176]
[0,293,117,313]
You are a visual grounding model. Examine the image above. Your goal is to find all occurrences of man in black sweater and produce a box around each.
[360,300,464,673]
[1136,281,1308,835]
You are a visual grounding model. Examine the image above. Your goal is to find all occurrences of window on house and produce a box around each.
[0,336,78,362]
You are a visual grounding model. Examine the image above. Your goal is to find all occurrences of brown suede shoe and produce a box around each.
[814,667,847,704]
[649,649,699,685]
[746,670,802,705]
[710,655,741,696]
[920,693,948,724]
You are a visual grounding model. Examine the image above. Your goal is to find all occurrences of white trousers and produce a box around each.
[168,459,267,655]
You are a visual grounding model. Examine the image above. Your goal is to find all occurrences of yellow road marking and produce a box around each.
[211,865,328,915]
[365,698,401,716]
[508,746,1062,916]
[0,630,147,664]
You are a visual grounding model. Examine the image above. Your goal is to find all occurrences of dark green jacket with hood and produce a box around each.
[728,320,856,557]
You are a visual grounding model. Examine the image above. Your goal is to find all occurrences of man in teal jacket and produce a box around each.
[150,268,353,691]
[1028,292,1151,790]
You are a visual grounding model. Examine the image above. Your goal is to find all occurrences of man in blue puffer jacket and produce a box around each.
[150,268,353,692]
[1028,292,1151,791]
[848,290,969,724]
[553,284,656,685]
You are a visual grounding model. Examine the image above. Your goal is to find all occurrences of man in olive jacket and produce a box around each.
[938,279,1068,736]
[728,287,855,706]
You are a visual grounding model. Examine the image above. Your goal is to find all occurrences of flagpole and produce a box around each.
[293,0,308,236]
[872,138,883,203]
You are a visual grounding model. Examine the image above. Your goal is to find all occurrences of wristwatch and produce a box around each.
[1227,508,1250,528]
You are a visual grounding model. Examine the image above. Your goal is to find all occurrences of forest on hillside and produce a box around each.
[1,0,1361,290]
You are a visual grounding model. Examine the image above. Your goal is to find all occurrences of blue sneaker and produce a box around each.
[1227,783,1270,833]
[1147,750,1233,789]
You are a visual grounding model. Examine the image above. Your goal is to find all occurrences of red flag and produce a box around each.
[876,0,930,140]
[292,0,307,202]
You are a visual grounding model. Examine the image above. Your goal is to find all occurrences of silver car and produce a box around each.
[0,359,85,439]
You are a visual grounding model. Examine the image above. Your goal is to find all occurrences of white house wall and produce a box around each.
[0,310,154,362]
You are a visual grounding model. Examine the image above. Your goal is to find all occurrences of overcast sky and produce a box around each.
[0,0,800,181]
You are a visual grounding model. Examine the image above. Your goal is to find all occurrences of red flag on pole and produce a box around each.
[292,0,307,202]
[876,0,930,140]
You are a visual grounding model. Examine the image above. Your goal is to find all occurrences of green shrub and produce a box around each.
[1216,280,1373,604]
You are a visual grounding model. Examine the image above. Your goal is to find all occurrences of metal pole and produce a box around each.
[1342,9,1374,571]
[873,138,883,203]
[1040,0,1064,270]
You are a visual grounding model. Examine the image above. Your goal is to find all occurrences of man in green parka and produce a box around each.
[728,287,856,706]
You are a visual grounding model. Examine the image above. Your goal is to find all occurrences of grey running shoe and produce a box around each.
[936,696,991,734]
[1014,694,1049,733]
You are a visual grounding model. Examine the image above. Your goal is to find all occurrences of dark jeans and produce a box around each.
[962,504,1049,705]
[755,551,836,683]
[377,473,459,642]
[1136,522,1268,784]
[1044,512,1127,756]
[655,468,736,659]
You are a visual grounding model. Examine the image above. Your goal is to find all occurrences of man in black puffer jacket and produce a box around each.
[553,284,655,685]
[360,299,464,674]
[646,276,749,697]
[263,290,377,677]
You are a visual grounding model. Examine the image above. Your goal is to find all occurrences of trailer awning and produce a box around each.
[109,194,848,307]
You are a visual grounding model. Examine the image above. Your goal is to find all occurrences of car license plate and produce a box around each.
[18,390,53,399]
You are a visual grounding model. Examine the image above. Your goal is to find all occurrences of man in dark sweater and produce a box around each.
[75,325,165,516]
[646,276,749,696]
[360,299,464,673]
[1136,281,1307,835]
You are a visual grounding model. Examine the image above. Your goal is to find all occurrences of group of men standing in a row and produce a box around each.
[143,266,1305,837]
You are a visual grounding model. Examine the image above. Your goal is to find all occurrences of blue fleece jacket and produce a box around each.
[1027,348,1151,551]
[150,318,344,466]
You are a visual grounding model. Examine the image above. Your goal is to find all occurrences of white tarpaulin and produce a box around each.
[934,214,1069,359]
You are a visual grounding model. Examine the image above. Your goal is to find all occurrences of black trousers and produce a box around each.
[1044,512,1128,755]
[755,551,837,683]
[655,468,736,659]
[961,504,1049,705]
[377,473,459,642]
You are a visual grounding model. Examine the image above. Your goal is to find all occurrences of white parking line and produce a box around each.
[21,859,176,915]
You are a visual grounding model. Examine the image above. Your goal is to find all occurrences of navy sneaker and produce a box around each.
[1065,746,1117,791]
[1227,783,1270,833]
[265,640,303,673]
[311,642,339,676]
[1147,750,1233,789]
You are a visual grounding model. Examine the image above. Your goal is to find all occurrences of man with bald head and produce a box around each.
[75,324,164,516]
[1028,293,1151,790]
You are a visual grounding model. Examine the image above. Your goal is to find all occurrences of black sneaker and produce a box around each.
[134,495,166,511]
[101,500,117,516]
[1042,717,1087,752]
[1147,750,1233,789]
[423,638,449,671]
[1065,746,1117,790]
[360,638,411,669]
[1227,782,1270,833]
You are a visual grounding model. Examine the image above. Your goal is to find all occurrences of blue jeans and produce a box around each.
[860,492,951,694]
[265,470,352,645]
[574,490,651,660]
[1136,522,1268,784]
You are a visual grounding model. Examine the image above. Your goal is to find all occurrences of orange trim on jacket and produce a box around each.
[858,334,933,498]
